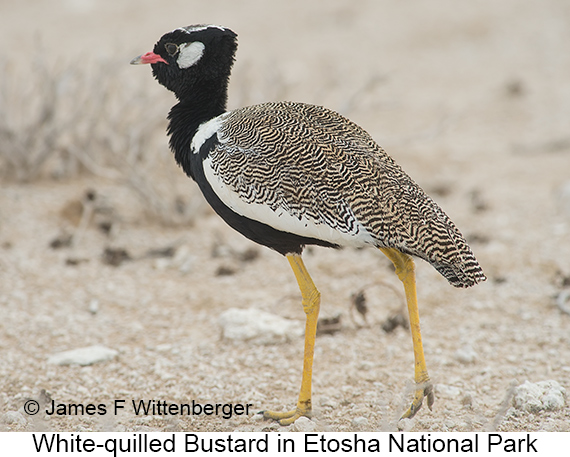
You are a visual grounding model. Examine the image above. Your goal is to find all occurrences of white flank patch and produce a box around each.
[202,155,375,248]
[177,41,205,69]
[191,115,227,154]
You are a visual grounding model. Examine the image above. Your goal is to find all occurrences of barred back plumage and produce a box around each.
[206,101,485,288]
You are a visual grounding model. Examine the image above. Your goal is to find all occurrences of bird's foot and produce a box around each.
[400,380,434,420]
[262,405,311,426]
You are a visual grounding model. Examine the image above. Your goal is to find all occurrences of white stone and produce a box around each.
[397,417,415,432]
[512,380,566,412]
[48,345,118,366]
[290,416,317,432]
[436,384,462,398]
[218,308,303,345]
[88,299,99,315]
[454,344,477,364]
[351,416,369,428]
[2,411,27,427]
[318,396,337,408]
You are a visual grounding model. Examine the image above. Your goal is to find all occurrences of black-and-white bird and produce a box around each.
[131,24,486,425]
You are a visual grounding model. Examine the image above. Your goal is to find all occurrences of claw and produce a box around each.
[400,381,434,419]
[262,406,311,426]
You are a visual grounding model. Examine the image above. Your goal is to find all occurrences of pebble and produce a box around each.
[218,308,303,345]
[454,344,477,364]
[290,416,317,432]
[461,393,474,408]
[88,299,99,315]
[153,258,171,271]
[351,416,369,429]
[397,417,415,432]
[444,419,456,430]
[2,411,27,427]
[47,345,118,366]
[357,361,375,371]
[512,380,566,412]
[436,384,461,398]
[318,396,337,409]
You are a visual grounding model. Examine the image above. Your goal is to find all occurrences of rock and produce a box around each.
[397,417,415,432]
[218,308,303,345]
[351,416,369,429]
[48,345,118,366]
[461,393,474,408]
[290,416,317,432]
[436,384,461,398]
[318,396,337,409]
[444,419,457,430]
[88,299,99,315]
[357,361,375,371]
[454,344,477,364]
[512,380,566,412]
[2,411,27,427]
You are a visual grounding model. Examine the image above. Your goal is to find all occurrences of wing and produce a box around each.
[202,101,485,287]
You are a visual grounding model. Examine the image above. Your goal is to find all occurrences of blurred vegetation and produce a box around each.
[0,56,199,225]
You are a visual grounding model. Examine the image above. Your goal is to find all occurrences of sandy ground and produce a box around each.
[1,0,569,432]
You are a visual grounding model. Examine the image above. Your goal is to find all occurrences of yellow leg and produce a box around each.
[263,253,320,425]
[380,247,434,419]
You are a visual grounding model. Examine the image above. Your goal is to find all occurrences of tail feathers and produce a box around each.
[420,210,487,288]
[395,240,486,288]
[432,256,486,288]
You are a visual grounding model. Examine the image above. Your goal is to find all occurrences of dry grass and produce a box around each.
[0,55,198,225]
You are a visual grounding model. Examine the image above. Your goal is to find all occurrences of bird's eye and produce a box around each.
[165,43,179,56]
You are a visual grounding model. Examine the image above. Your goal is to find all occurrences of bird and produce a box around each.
[131,24,486,425]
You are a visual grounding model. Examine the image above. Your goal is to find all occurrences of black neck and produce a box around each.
[167,76,229,177]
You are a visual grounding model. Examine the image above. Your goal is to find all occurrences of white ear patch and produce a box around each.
[177,41,205,69]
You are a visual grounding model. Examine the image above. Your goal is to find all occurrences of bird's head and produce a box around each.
[131,25,237,100]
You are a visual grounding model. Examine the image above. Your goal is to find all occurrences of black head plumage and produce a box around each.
[133,25,238,101]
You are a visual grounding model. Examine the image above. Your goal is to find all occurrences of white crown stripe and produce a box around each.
[175,25,227,34]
